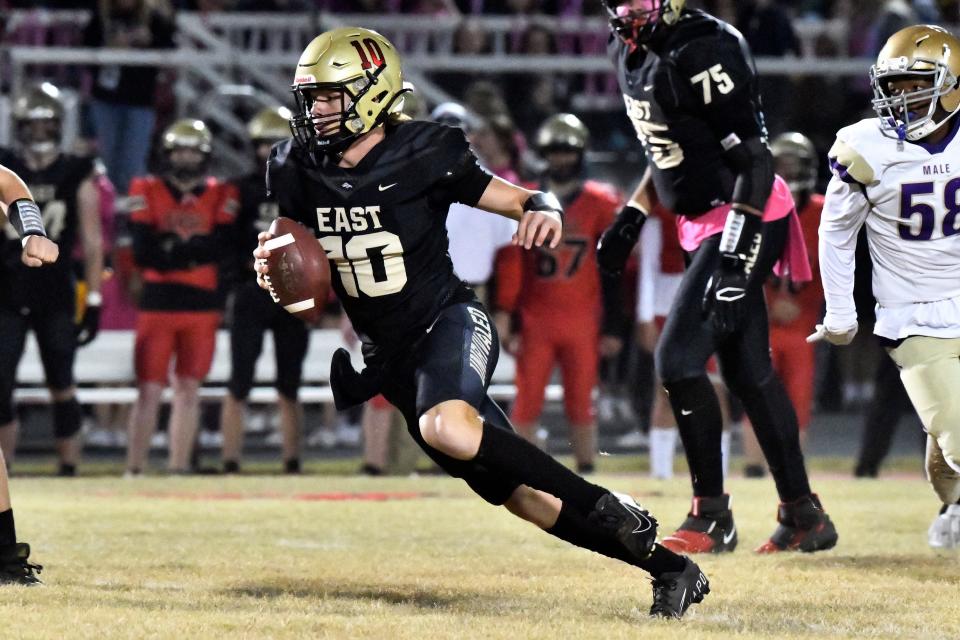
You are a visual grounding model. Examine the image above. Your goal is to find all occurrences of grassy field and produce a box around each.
[3,457,958,640]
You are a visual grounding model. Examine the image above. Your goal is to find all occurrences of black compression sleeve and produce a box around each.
[725,136,774,214]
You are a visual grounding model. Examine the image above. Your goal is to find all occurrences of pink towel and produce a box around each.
[675,174,811,284]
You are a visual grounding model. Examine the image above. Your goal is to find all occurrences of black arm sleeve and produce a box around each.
[725,136,774,213]
[130,222,180,271]
[600,270,627,337]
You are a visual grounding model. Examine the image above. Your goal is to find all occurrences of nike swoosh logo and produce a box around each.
[679,588,687,614]
[722,526,736,545]
[378,183,397,191]
[680,409,693,416]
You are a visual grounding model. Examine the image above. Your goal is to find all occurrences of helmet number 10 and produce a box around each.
[350,39,385,71]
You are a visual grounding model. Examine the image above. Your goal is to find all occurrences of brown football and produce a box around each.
[263,217,330,323]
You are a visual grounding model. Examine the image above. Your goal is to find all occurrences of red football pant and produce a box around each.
[135,311,221,384]
[511,318,598,427]
[769,326,815,430]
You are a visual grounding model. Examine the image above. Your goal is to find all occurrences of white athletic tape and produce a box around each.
[284,298,315,313]
[264,233,295,251]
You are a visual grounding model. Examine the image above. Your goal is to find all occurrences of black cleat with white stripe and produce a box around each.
[649,557,710,619]
[591,491,658,560]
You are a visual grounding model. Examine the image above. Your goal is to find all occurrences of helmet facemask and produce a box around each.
[16,117,61,156]
[166,147,209,182]
[290,64,398,157]
[603,0,678,48]
[871,61,959,141]
[541,147,585,183]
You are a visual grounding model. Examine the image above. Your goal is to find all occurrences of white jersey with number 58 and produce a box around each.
[821,117,960,340]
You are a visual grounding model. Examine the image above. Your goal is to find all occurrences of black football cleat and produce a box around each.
[649,557,710,619]
[591,492,658,560]
[756,493,838,553]
[0,543,42,586]
[661,494,737,554]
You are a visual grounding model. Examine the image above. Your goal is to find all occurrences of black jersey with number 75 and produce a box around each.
[610,9,767,217]
[266,119,493,346]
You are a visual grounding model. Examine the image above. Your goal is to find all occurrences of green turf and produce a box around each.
[2,459,956,639]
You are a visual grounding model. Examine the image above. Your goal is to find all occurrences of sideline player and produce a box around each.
[254,27,709,617]
[126,119,237,474]
[813,25,960,548]
[597,0,836,553]
[221,106,309,475]
[494,113,624,473]
[741,132,824,476]
[0,83,103,477]
[0,162,58,583]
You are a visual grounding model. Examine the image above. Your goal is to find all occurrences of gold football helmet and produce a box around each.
[248,106,293,142]
[771,132,817,195]
[162,118,213,153]
[603,0,685,47]
[535,113,589,153]
[13,82,64,154]
[290,27,407,155]
[870,24,960,141]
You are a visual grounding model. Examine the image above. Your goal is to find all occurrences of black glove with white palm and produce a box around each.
[704,209,763,336]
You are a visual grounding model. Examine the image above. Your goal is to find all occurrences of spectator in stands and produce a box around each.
[235,0,311,9]
[432,19,493,98]
[126,119,237,475]
[220,106,308,475]
[507,22,573,137]
[83,0,176,194]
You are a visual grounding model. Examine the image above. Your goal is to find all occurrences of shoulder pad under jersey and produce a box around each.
[828,118,887,186]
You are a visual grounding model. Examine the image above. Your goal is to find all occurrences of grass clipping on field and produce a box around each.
[5,470,958,639]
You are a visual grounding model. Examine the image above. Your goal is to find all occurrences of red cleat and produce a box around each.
[755,493,838,553]
[661,494,737,554]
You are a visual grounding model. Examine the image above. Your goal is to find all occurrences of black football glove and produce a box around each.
[704,210,763,336]
[76,303,100,347]
[597,204,647,275]
[330,348,384,411]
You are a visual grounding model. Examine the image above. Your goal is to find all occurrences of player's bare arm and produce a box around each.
[0,163,58,267]
[475,177,563,250]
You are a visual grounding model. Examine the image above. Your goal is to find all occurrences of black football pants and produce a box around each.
[654,216,812,501]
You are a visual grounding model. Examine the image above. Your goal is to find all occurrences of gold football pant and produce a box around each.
[887,336,960,504]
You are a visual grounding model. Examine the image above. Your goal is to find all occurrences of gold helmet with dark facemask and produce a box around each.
[289,27,408,156]
[535,113,589,153]
[603,0,686,48]
[13,82,64,155]
[871,24,960,142]
[162,119,212,180]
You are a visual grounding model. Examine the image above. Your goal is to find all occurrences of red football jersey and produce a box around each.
[129,176,238,292]
[496,180,621,320]
[766,193,824,332]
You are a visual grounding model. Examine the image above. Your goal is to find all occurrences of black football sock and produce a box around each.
[664,375,725,497]
[0,509,16,547]
[738,374,812,502]
[474,422,607,515]
[546,501,686,577]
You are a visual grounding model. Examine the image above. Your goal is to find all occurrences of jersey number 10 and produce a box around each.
[320,231,408,297]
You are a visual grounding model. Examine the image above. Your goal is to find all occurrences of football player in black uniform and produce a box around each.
[254,27,708,618]
[0,83,103,477]
[221,106,310,475]
[0,161,60,584]
[597,0,837,554]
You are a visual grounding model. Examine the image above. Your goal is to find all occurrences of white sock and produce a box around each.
[720,430,732,480]
[650,428,677,479]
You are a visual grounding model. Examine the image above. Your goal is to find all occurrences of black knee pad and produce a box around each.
[0,397,14,425]
[53,397,82,439]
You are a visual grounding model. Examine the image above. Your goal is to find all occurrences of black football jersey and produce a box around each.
[0,149,95,309]
[611,9,767,216]
[267,120,493,347]
[231,169,278,276]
